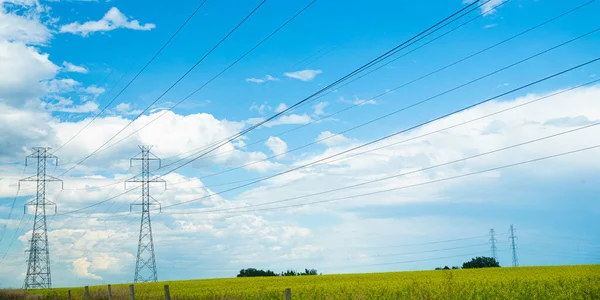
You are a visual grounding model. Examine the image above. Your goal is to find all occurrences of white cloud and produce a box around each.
[62,61,88,73]
[316,131,353,147]
[284,69,322,82]
[115,102,130,113]
[47,101,98,113]
[46,78,80,93]
[73,258,102,280]
[313,101,328,116]
[246,74,279,84]
[80,85,105,95]
[484,24,498,29]
[265,113,312,127]
[339,96,376,106]
[59,7,156,36]
[249,102,271,114]
[0,2,51,45]
[0,40,59,106]
[233,85,600,217]
[265,136,288,158]
[274,103,288,113]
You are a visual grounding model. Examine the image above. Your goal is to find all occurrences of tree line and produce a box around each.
[237,268,319,277]
[435,256,500,270]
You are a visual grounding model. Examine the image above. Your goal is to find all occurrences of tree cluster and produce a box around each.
[435,256,500,270]
[462,256,500,269]
[237,268,319,277]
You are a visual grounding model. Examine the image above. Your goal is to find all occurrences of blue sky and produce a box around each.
[0,0,599,288]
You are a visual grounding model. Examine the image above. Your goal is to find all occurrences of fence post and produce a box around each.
[67,290,71,300]
[164,285,171,300]
[108,284,113,300]
[285,288,291,300]
[129,284,135,300]
[84,286,90,300]
[37,296,40,300]
[53,292,58,300]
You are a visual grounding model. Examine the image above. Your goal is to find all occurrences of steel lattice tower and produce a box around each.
[18,147,62,289]
[489,228,498,261]
[509,224,519,267]
[126,146,165,283]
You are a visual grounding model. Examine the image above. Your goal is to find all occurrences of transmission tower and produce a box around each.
[489,228,498,261]
[126,145,165,283]
[18,147,62,289]
[509,224,519,267]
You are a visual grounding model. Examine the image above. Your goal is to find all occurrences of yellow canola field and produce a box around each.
[30,265,600,300]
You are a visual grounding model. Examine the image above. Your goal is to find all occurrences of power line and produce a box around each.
[291,44,338,69]
[178,26,599,184]
[0,165,27,244]
[150,0,584,179]
[160,56,600,210]
[150,0,488,177]
[52,0,210,154]
[1,214,31,260]
[310,0,595,103]
[153,2,595,184]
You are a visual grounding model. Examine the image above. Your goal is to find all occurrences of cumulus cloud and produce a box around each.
[73,258,102,280]
[265,113,312,127]
[0,40,59,105]
[59,7,156,36]
[265,136,288,158]
[340,96,376,106]
[80,85,105,95]
[0,3,51,45]
[249,102,271,114]
[284,69,322,82]
[115,102,130,113]
[47,100,98,113]
[246,74,279,84]
[45,78,80,93]
[274,103,288,113]
[316,131,353,147]
[313,101,328,116]
[62,61,88,73]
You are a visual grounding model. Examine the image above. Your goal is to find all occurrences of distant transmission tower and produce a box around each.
[489,228,498,261]
[18,147,62,289]
[126,146,165,283]
[509,224,519,267]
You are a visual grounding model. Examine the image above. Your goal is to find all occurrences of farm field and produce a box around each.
[25,265,600,300]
